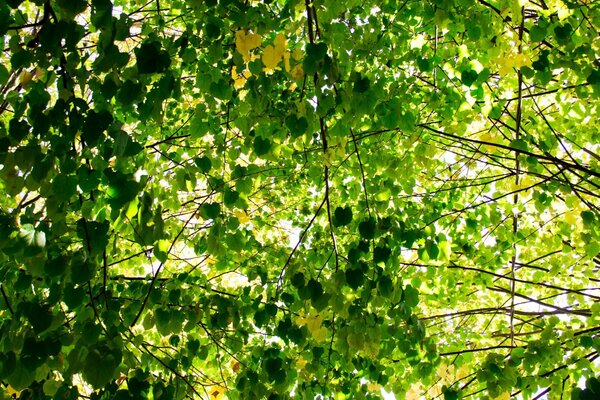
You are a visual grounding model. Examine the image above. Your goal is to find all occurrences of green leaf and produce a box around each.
[56,0,87,18]
[195,156,212,173]
[76,219,110,256]
[529,25,546,42]
[209,79,232,100]
[417,57,432,72]
[205,16,222,39]
[82,109,113,146]
[5,0,23,9]
[200,202,220,219]
[9,119,30,143]
[306,279,324,302]
[82,346,122,388]
[52,174,78,202]
[0,352,16,380]
[587,69,600,85]
[63,285,86,308]
[7,362,36,391]
[264,357,285,383]
[19,224,45,248]
[70,259,95,284]
[510,138,529,152]
[425,240,439,260]
[404,285,419,308]
[0,64,8,86]
[442,387,460,400]
[117,80,143,105]
[154,239,170,262]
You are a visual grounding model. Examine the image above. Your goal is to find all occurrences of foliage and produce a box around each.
[0,0,599,399]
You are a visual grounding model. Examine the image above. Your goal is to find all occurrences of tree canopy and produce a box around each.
[1,0,599,399]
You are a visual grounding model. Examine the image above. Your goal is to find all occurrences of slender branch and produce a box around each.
[0,284,14,315]
[304,0,339,271]
[419,124,600,179]
[277,194,327,290]
[130,204,201,327]
[103,250,109,309]
[509,5,526,348]
[440,345,516,356]
[140,342,203,397]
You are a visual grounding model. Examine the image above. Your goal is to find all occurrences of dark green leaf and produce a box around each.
[291,272,305,288]
[195,156,212,173]
[333,206,353,227]
[253,136,271,156]
[358,218,376,239]
[581,211,595,227]
[461,69,478,86]
[378,275,393,297]
[374,245,391,264]
[306,279,323,302]
[353,75,370,93]
[345,268,364,289]
[135,41,171,74]
[587,69,600,85]
[285,115,308,137]
[200,202,221,219]
[27,303,53,334]
[223,188,239,207]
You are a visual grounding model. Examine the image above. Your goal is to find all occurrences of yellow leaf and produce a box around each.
[231,361,240,373]
[323,149,335,167]
[493,392,510,400]
[496,51,532,76]
[456,364,469,379]
[274,33,287,53]
[209,385,226,400]
[436,362,450,380]
[235,210,251,224]
[292,47,304,61]
[232,66,251,89]
[6,385,20,396]
[564,210,578,225]
[262,45,282,72]
[20,70,34,87]
[406,383,423,400]
[296,313,326,342]
[236,30,262,62]
[296,356,307,369]
[290,64,304,80]
[284,51,291,72]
